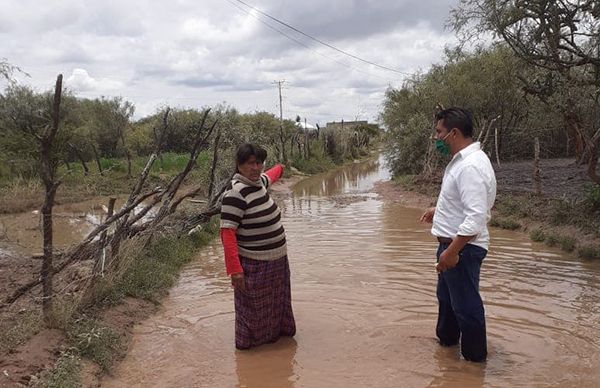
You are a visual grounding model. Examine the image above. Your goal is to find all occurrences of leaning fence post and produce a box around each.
[494,126,501,166]
[99,197,116,276]
[534,137,542,195]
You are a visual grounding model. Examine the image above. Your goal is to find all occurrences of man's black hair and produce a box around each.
[435,107,474,138]
[236,143,267,166]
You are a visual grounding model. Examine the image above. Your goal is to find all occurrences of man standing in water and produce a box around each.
[420,107,496,362]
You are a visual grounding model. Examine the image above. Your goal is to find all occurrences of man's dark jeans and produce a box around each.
[436,242,488,362]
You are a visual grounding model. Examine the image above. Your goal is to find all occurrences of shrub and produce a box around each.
[549,201,572,226]
[577,245,600,260]
[530,229,546,242]
[495,197,517,216]
[383,113,432,176]
[67,317,123,371]
[33,352,81,388]
[558,236,576,252]
[0,311,41,355]
[393,175,416,190]
[545,233,559,247]
[291,154,335,175]
[490,216,521,230]
[583,185,600,212]
[114,236,198,302]
[89,217,219,306]
[99,157,125,172]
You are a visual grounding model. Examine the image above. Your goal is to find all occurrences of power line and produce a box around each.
[223,0,395,82]
[223,0,401,82]
[231,0,411,76]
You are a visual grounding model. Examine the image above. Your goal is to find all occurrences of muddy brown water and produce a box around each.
[0,196,154,258]
[97,158,598,387]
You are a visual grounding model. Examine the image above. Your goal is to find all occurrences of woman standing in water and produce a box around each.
[220,143,296,349]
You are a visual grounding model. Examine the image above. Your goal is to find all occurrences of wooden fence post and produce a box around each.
[534,137,542,195]
[40,74,63,324]
[98,197,116,276]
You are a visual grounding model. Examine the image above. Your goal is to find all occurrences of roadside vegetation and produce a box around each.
[0,210,222,386]
[0,81,379,214]
[380,1,600,260]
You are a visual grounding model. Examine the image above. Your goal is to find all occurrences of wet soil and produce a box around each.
[0,329,65,387]
[374,158,597,207]
[372,180,434,209]
[494,158,597,200]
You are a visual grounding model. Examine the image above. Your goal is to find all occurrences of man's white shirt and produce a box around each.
[431,142,497,250]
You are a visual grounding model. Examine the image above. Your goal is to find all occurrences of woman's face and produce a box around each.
[237,155,263,181]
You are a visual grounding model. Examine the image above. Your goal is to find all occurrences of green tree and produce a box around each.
[451,0,600,182]
[380,45,529,177]
[0,84,80,179]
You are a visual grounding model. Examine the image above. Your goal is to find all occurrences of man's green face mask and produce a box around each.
[435,131,452,156]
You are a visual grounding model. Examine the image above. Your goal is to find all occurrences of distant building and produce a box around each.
[295,121,318,132]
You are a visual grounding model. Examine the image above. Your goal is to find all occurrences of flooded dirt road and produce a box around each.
[102,158,600,387]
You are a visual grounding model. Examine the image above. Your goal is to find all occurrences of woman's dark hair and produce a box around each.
[236,143,267,167]
[435,107,474,138]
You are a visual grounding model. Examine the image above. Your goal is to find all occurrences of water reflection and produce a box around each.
[0,196,157,257]
[236,338,297,388]
[427,345,485,388]
[292,157,390,197]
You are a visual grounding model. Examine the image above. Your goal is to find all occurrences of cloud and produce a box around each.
[179,13,259,43]
[172,75,234,89]
[80,4,145,37]
[65,68,124,93]
[265,0,453,39]
[1,0,460,124]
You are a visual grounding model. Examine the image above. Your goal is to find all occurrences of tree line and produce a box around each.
[0,77,378,184]
[381,0,600,184]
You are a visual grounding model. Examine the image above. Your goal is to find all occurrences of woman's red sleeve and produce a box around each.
[220,228,243,275]
[264,164,284,185]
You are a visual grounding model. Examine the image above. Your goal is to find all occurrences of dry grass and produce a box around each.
[0,177,44,213]
[32,351,81,388]
[0,310,42,356]
[0,152,213,214]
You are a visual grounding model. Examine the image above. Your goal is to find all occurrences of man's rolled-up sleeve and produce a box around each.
[456,165,489,237]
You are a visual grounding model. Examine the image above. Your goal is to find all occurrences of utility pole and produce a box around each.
[274,80,287,164]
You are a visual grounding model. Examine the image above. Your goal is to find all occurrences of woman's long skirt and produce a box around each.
[234,255,296,349]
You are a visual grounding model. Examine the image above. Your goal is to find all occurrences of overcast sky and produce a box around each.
[1,0,459,125]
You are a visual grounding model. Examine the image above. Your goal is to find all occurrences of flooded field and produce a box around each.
[0,196,153,258]
[96,158,600,387]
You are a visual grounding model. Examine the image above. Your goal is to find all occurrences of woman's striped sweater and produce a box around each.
[220,170,287,261]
